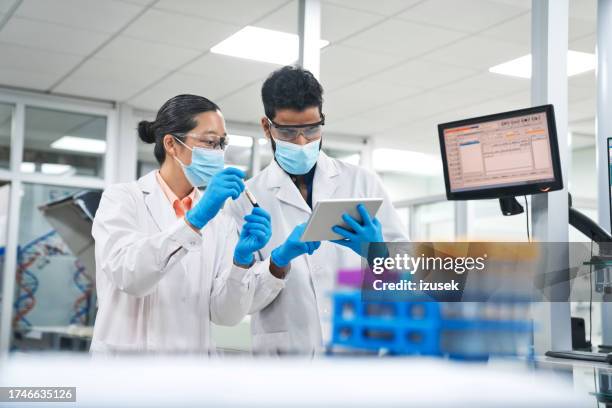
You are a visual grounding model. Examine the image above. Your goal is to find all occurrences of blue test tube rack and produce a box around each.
[329,290,533,360]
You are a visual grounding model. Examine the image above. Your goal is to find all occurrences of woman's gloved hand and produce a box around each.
[234,207,272,266]
[185,167,245,229]
[331,204,384,257]
[271,223,321,268]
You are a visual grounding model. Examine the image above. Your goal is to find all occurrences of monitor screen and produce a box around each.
[438,105,563,200]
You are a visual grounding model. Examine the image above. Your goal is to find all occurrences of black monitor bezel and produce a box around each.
[438,104,564,200]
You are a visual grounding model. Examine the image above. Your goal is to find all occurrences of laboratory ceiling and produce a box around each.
[0,0,598,153]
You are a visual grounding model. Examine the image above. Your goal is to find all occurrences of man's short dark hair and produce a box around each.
[261,65,323,120]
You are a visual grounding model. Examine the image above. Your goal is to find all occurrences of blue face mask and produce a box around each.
[274,138,320,175]
[174,137,225,188]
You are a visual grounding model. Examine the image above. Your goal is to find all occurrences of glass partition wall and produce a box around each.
[0,90,114,353]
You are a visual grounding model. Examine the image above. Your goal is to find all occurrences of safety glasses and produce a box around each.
[267,114,325,142]
[173,132,227,151]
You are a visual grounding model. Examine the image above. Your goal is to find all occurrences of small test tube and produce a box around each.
[244,186,259,207]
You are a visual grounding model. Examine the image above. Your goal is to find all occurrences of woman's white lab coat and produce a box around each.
[90,170,284,354]
[226,152,408,355]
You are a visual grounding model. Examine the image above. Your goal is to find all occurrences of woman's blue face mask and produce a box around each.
[273,138,320,175]
[174,136,224,188]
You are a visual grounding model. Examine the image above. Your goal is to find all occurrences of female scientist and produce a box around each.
[90,94,285,354]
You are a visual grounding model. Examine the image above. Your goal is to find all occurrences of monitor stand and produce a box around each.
[499,196,524,216]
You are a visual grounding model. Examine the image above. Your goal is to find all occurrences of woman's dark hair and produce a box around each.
[137,94,220,164]
[261,66,323,120]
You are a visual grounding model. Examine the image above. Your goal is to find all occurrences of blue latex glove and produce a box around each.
[234,207,272,266]
[271,223,321,267]
[185,167,245,229]
[331,204,384,257]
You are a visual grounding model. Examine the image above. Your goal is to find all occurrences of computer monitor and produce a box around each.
[438,105,563,200]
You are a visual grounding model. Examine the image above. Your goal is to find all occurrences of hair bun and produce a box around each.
[137,120,156,143]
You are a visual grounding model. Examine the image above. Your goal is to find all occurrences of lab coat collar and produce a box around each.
[138,170,200,231]
[265,151,340,214]
[312,150,340,204]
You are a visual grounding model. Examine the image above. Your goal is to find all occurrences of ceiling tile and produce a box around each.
[398,0,526,34]
[259,1,382,43]
[182,52,277,83]
[0,17,109,55]
[483,13,595,45]
[481,13,530,45]
[570,0,596,21]
[0,68,61,89]
[438,72,529,95]
[373,89,530,143]
[359,88,507,131]
[54,58,168,101]
[341,18,465,59]
[256,0,297,34]
[320,44,406,90]
[324,80,421,120]
[321,3,382,43]
[0,42,81,77]
[154,0,287,26]
[215,82,264,124]
[425,37,528,70]
[124,8,240,51]
[368,60,479,90]
[322,0,421,17]
[570,33,595,53]
[95,35,201,70]
[54,77,144,101]
[15,0,143,34]
[483,0,531,9]
[129,71,247,111]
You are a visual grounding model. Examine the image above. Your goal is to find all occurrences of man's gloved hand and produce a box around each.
[331,204,384,257]
[234,207,272,266]
[271,223,321,268]
[185,167,245,229]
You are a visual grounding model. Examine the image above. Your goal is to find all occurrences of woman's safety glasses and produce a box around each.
[173,132,227,151]
[266,114,325,142]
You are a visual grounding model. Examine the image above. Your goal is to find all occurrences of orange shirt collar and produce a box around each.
[155,171,197,218]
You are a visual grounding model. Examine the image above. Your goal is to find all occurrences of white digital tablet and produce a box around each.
[300,198,384,242]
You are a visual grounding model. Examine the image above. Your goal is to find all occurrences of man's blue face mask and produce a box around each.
[273,138,321,175]
[174,136,225,188]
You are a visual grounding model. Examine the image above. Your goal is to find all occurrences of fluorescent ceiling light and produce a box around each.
[211,26,329,65]
[41,163,75,175]
[51,136,106,154]
[373,148,442,176]
[489,50,595,79]
[20,162,75,175]
[229,134,253,148]
[20,162,35,173]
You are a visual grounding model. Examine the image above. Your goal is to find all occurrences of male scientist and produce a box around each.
[227,66,408,355]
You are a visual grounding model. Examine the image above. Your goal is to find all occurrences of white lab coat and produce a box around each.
[226,151,408,355]
[90,170,284,354]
